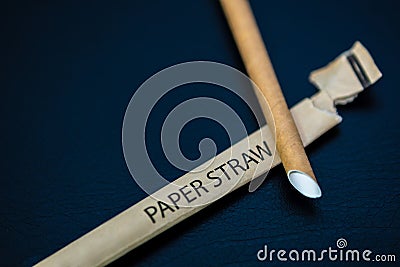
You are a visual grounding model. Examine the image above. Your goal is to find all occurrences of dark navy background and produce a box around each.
[1,0,399,266]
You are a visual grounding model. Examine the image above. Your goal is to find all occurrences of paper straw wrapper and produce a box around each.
[35,42,381,266]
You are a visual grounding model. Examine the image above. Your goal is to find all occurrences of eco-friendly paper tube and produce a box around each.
[219,0,321,198]
[35,42,381,266]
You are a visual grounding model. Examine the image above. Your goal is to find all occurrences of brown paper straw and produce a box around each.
[34,41,381,266]
[220,0,321,198]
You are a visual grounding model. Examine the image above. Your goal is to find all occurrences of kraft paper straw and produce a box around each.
[220,0,321,198]
[35,41,381,267]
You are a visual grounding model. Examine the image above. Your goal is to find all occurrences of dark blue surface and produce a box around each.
[1,0,399,266]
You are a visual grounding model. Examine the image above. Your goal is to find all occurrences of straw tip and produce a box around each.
[287,170,322,198]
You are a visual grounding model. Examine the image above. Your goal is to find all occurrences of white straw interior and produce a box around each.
[287,170,322,198]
